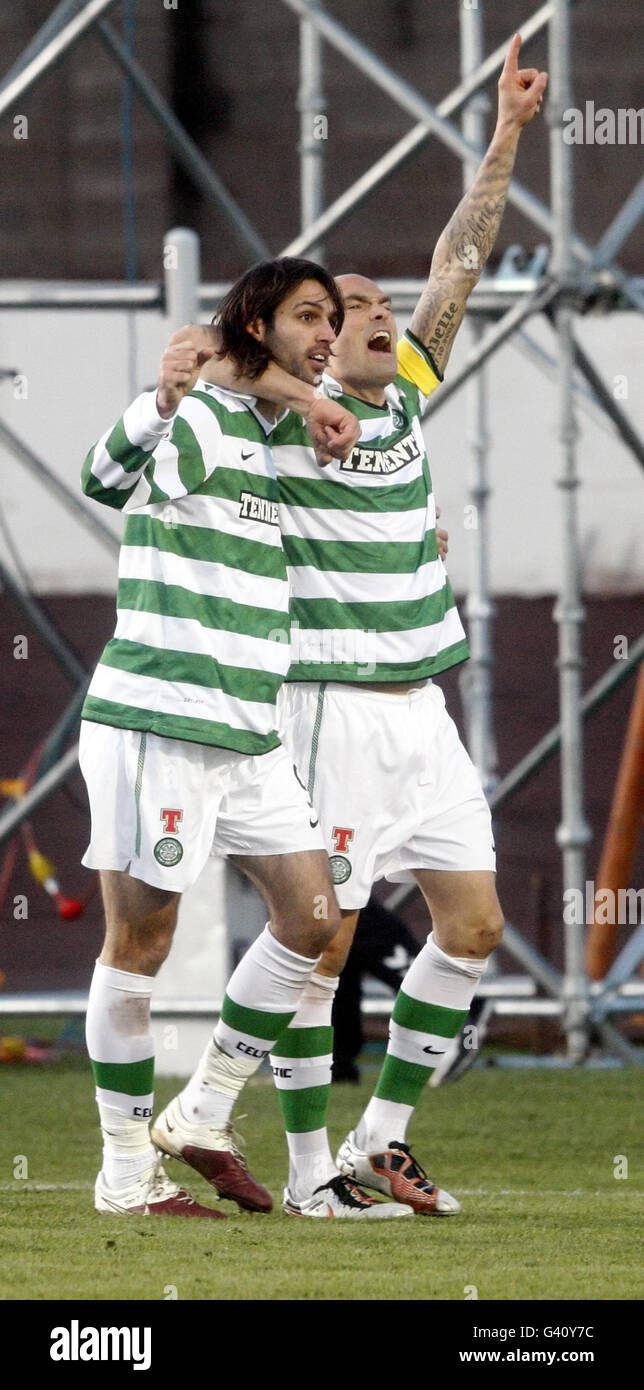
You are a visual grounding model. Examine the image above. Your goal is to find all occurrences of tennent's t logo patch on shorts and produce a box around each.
[332,826,354,854]
[329,827,355,884]
[155,809,184,864]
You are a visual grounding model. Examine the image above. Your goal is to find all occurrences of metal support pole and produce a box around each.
[2,275,641,315]
[0,0,121,119]
[283,2,559,259]
[489,630,644,813]
[298,0,326,263]
[0,560,88,688]
[0,745,80,849]
[592,175,644,269]
[0,418,119,556]
[0,283,161,310]
[594,1020,641,1066]
[0,0,97,92]
[571,336,644,473]
[387,633,644,925]
[163,228,200,332]
[34,683,89,781]
[550,0,592,1061]
[281,0,643,316]
[281,0,583,257]
[96,21,270,263]
[598,926,644,996]
[515,321,644,453]
[459,0,496,793]
[422,279,559,419]
[499,923,563,997]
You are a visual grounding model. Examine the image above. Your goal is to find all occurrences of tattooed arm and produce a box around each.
[410,33,548,374]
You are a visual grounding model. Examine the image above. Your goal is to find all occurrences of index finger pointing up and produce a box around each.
[502,32,522,77]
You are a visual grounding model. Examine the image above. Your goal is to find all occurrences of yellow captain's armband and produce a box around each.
[397,332,442,399]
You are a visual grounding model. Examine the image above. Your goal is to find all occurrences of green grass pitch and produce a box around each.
[0,1048,641,1302]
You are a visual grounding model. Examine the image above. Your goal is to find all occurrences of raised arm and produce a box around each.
[81,332,215,508]
[410,34,547,374]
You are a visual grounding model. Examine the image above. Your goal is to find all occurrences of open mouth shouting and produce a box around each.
[367,329,394,355]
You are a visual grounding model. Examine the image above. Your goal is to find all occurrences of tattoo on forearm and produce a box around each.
[426,301,459,360]
[442,140,516,274]
[411,134,519,367]
[454,198,504,270]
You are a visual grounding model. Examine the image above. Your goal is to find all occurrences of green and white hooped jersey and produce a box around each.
[81,383,291,756]
[272,330,469,684]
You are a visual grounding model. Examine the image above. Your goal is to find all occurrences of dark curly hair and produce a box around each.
[214,257,344,380]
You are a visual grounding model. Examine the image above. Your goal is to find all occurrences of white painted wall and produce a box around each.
[1,308,641,595]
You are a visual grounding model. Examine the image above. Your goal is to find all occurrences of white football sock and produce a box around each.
[99,1107,157,1188]
[356,934,487,1152]
[86,960,157,1188]
[179,926,320,1128]
[270,971,339,1200]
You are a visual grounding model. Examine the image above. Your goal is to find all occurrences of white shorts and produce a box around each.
[79,720,326,893]
[277,680,496,910]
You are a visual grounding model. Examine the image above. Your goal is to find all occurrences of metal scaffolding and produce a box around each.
[459,1,497,796]
[0,0,642,1061]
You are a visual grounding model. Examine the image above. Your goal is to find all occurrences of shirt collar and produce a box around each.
[196,379,288,436]
[322,371,404,418]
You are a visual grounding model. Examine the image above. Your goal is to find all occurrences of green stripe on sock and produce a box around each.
[392,989,467,1039]
[374,1053,433,1108]
[91,1056,154,1096]
[270,1025,333,1059]
[277,1085,330,1134]
[221,994,295,1043]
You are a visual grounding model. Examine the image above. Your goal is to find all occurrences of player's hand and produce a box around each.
[156,325,219,418]
[436,504,449,560]
[304,397,360,467]
[497,33,548,130]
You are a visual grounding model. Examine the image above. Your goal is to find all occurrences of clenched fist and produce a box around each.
[156,325,219,419]
[304,397,360,466]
